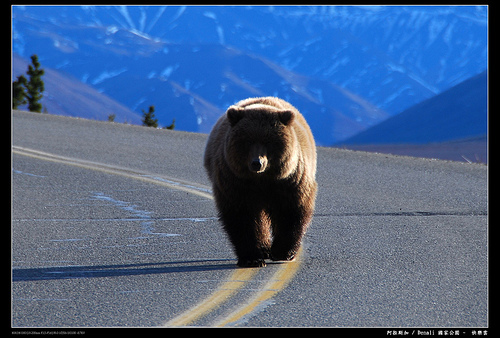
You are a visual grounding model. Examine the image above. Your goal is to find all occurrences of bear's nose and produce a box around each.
[250,157,266,172]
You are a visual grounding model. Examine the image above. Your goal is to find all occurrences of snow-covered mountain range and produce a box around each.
[12,5,487,145]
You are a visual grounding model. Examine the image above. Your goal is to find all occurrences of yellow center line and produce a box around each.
[164,268,258,327]
[12,146,213,200]
[13,146,303,327]
[213,247,302,327]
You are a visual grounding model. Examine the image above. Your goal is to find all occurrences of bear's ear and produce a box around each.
[227,106,245,126]
[278,110,294,126]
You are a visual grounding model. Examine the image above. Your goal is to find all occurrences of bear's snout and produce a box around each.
[248,144,268,173]
[250,156,268,173]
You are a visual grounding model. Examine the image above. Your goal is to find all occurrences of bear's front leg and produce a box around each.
[270,203,313,262]
[218,204,269,268]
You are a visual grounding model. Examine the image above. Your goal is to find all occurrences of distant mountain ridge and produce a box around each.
[12,43,387,145]
[340,71,487,145]
[12,6,487,145]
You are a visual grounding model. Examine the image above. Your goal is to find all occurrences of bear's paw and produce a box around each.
[237,258,267,268]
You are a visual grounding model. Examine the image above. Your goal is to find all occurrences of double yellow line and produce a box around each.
[12,146,212,199]
[13,146,302,327]
[165,247,302,327]
[211,250,301,327]
[165,268,258,327]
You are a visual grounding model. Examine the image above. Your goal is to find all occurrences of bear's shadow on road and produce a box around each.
[12,259,237,282]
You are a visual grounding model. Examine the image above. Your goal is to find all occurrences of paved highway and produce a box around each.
[12,110,487,327]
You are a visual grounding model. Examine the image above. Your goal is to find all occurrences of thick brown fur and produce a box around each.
[204,97,317,267]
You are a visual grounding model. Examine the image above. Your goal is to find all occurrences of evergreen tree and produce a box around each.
[12,75,27,109]
[164,119,176,130]
[142,105,158,128]
[26,54,45,113]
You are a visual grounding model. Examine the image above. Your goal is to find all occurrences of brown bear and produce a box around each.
[204,97,317,267]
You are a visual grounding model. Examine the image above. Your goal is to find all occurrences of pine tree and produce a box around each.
[164,119,176,130]
[142,105,158,128]
[26,54,45,113]
[12,75,28,109]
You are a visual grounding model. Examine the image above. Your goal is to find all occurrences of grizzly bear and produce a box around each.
[204,97,317,267]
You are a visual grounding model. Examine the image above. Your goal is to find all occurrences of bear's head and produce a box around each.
[224,104,299,180]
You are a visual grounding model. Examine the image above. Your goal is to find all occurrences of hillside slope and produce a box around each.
[12,54,142,124]
[341,71,487,145]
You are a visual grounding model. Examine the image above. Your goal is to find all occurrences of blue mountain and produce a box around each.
[12,5,487,145]
[340,71,487,145]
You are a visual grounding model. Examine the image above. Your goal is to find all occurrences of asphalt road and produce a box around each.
[12,110,488,328]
